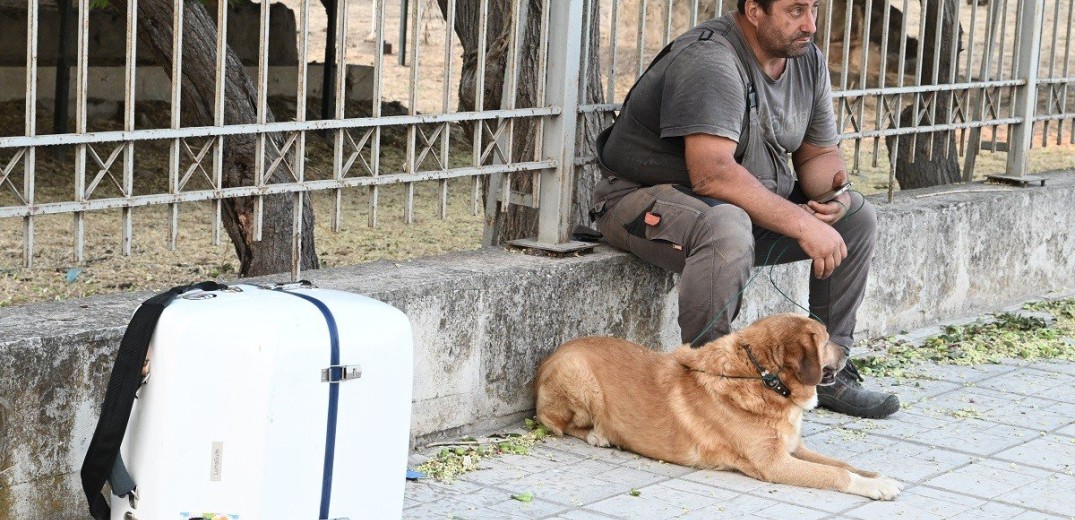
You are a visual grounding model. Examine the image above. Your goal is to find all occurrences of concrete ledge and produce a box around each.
[2,171,1074,516]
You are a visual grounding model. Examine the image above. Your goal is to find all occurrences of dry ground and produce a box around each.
[0,181,484,307]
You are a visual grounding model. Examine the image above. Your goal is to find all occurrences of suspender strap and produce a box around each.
[619,40,676,110]
[618,27,716,114]
[80,281,225,520]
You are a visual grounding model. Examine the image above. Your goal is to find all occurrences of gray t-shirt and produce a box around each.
[600,14,839,198]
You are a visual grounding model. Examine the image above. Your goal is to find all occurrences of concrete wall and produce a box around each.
[2,171,1074,517]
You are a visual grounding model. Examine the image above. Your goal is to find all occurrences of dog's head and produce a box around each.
[742,314,847,389]
[677,314,847,406]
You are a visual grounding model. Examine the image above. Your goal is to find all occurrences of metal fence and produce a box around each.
[0,0,1072,277]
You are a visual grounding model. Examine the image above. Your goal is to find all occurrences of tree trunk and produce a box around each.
[885,0,962,189]
[437,0,611,244]
[320,0,337,121]
[54,0,73,135]
[573,0,614,232]
[436,0,512,121]
[817,0,919,75]
[127,0,318,276]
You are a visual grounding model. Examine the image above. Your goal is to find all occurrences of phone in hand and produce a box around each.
[813,182,852,204]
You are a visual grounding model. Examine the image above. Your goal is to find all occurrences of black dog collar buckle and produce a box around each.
[761,372,791,397]
[743,344,792,398]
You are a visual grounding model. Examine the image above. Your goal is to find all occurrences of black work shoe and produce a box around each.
[817,360,900,419]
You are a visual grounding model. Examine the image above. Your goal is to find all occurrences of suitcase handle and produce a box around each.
[80,281,225,520]
[270,279,316,290]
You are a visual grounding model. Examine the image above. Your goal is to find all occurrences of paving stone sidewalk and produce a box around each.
[402,356,1075,519]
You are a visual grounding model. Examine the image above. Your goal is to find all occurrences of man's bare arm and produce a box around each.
[793,141,852,224]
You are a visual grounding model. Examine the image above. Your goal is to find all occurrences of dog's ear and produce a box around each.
[673,345,703,370]
[792,332,823,386]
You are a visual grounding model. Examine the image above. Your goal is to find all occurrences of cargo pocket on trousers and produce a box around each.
[633,199,701,252]
[624,201,655,239]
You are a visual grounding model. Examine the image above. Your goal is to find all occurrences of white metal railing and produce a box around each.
[1,0,1073,276]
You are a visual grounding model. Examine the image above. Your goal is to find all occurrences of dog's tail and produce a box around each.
[534,342,605,438]
[534,354,567,436]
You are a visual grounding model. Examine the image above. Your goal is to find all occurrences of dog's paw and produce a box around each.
[848,474,903,500]
[585,429,611,448]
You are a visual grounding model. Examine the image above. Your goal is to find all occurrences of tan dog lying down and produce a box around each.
[535,314,901,500]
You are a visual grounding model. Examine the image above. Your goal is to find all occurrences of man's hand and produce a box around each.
[804,170,851,225]
[797,216,847,279]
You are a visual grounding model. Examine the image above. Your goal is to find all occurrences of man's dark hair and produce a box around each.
[738,0,776,14]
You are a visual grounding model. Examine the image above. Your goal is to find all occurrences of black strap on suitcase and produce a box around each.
[271,284,343,520]
[80,281,225,520]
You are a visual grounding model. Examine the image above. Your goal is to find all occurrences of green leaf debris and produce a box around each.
[416,418,549,482]
[856,298,1075,378]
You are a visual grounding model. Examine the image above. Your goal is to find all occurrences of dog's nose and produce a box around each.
[830,357,847,375]
[819,366,838,386]
[823,344,848,382]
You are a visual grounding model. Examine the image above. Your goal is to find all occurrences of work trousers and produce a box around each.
[592,176,876,349]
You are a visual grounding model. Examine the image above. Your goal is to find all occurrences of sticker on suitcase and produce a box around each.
[179,513,239,520]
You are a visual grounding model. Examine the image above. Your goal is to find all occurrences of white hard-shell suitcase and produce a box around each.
[109,283,413,520]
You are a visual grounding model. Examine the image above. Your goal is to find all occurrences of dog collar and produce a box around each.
[687,344,791,398]
[741,345,792,398]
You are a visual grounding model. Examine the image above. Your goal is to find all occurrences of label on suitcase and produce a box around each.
[90,283,413,520]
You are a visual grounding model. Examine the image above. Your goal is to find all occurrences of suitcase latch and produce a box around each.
[322,364,362,383]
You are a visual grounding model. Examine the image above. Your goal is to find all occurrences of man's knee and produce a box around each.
[692,204,754,262]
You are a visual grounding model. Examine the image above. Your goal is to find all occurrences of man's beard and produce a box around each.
[759,26,814,59]
[784,37,814,58]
